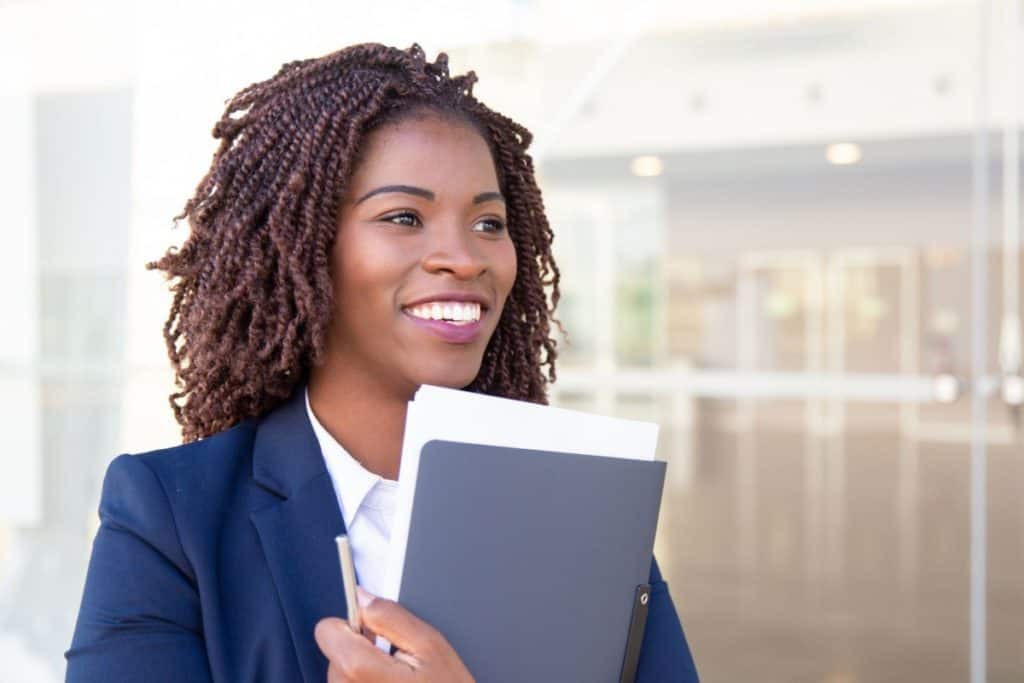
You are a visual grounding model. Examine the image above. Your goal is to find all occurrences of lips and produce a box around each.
[403,291,490,310]
[400,293,491,344]
[402,312,485,344]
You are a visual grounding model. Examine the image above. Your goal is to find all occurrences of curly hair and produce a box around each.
[146,42,561,443]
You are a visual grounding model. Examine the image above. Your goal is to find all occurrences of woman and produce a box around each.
[66,42,699,682]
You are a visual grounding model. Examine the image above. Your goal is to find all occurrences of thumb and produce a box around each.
[356,587,442,656]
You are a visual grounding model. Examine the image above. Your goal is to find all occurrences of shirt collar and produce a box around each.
[304,385,384,530]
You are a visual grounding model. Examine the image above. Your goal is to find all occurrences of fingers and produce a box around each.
[314,617,413,682]
[360,623,379,645]
[355,587,445,657]
[393,649,422,671]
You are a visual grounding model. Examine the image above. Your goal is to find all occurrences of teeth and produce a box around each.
[406,301,482,324]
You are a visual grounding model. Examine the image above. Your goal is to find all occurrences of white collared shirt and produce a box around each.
[305,387,397,599]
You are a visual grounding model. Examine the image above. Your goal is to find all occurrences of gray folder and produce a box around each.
[399,439,667,683]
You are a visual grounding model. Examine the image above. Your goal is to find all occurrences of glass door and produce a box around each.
[450,1,1024,679]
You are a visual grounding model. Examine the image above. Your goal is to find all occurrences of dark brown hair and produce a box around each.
[147,42,561,442]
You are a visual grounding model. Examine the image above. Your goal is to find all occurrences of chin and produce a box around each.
[416,372,479,391]
[411,361,482,392]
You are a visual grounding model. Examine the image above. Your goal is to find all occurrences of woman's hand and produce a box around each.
[314,587,475,682]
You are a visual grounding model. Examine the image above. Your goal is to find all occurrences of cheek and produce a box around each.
[331,236,391,325]
[333,226,398,296]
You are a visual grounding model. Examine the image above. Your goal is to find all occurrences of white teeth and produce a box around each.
[406,301,482,323]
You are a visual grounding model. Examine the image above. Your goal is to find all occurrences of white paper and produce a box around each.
[379,385,659,623]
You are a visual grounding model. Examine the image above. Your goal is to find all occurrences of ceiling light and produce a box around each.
[630,155,663,177]
[826,143,862,165]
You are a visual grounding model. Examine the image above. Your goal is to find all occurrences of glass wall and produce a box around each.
[1,1,1021,681]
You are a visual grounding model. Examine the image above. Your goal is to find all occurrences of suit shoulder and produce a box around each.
[130,417,258,464]
[121,418,259,503]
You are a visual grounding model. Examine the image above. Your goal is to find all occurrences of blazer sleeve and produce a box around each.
[65,453,213,683]
[634,556,700,682]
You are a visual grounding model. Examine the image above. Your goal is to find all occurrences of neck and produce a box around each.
[307,357,413,481]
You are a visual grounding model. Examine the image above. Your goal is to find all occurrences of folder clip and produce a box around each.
[618,583,651,683]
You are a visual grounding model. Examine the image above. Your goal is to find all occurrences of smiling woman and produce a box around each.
[317,115,519,481]
[64,42,699,682]
[307,112,522,480]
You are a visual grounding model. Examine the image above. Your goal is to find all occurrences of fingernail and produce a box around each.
[356,585,375,608]
[316,617,348,638]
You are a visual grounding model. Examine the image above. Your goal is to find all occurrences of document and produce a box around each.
[380,385,659,609]
[397,440,667,682]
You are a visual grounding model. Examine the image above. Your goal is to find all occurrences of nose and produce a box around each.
[421,224,488,281]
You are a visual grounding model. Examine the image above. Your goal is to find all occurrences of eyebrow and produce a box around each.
[354,184,505,206]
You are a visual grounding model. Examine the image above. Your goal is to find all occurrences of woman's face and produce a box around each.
[326,113,517,397]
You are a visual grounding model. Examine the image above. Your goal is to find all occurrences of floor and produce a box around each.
[654,402,1024,682]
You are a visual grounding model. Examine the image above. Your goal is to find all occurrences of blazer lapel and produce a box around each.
[249,382,350,683]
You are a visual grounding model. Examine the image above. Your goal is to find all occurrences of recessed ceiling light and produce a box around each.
[631,155,663,177]
[826,143,862,165]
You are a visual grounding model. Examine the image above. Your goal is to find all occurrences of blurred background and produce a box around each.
[1,0,1022,680]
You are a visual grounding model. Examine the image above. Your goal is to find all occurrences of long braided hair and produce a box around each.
[147,43,561,443]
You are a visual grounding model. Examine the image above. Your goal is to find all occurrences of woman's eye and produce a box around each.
[381,211,421,227]
[473,218,507,234]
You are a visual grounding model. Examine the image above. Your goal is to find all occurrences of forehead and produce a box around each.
[347,115,499,195]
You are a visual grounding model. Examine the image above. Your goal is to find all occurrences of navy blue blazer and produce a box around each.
[66,383,699,682]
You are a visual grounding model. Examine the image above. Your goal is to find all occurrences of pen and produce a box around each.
[334,534,362,635]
